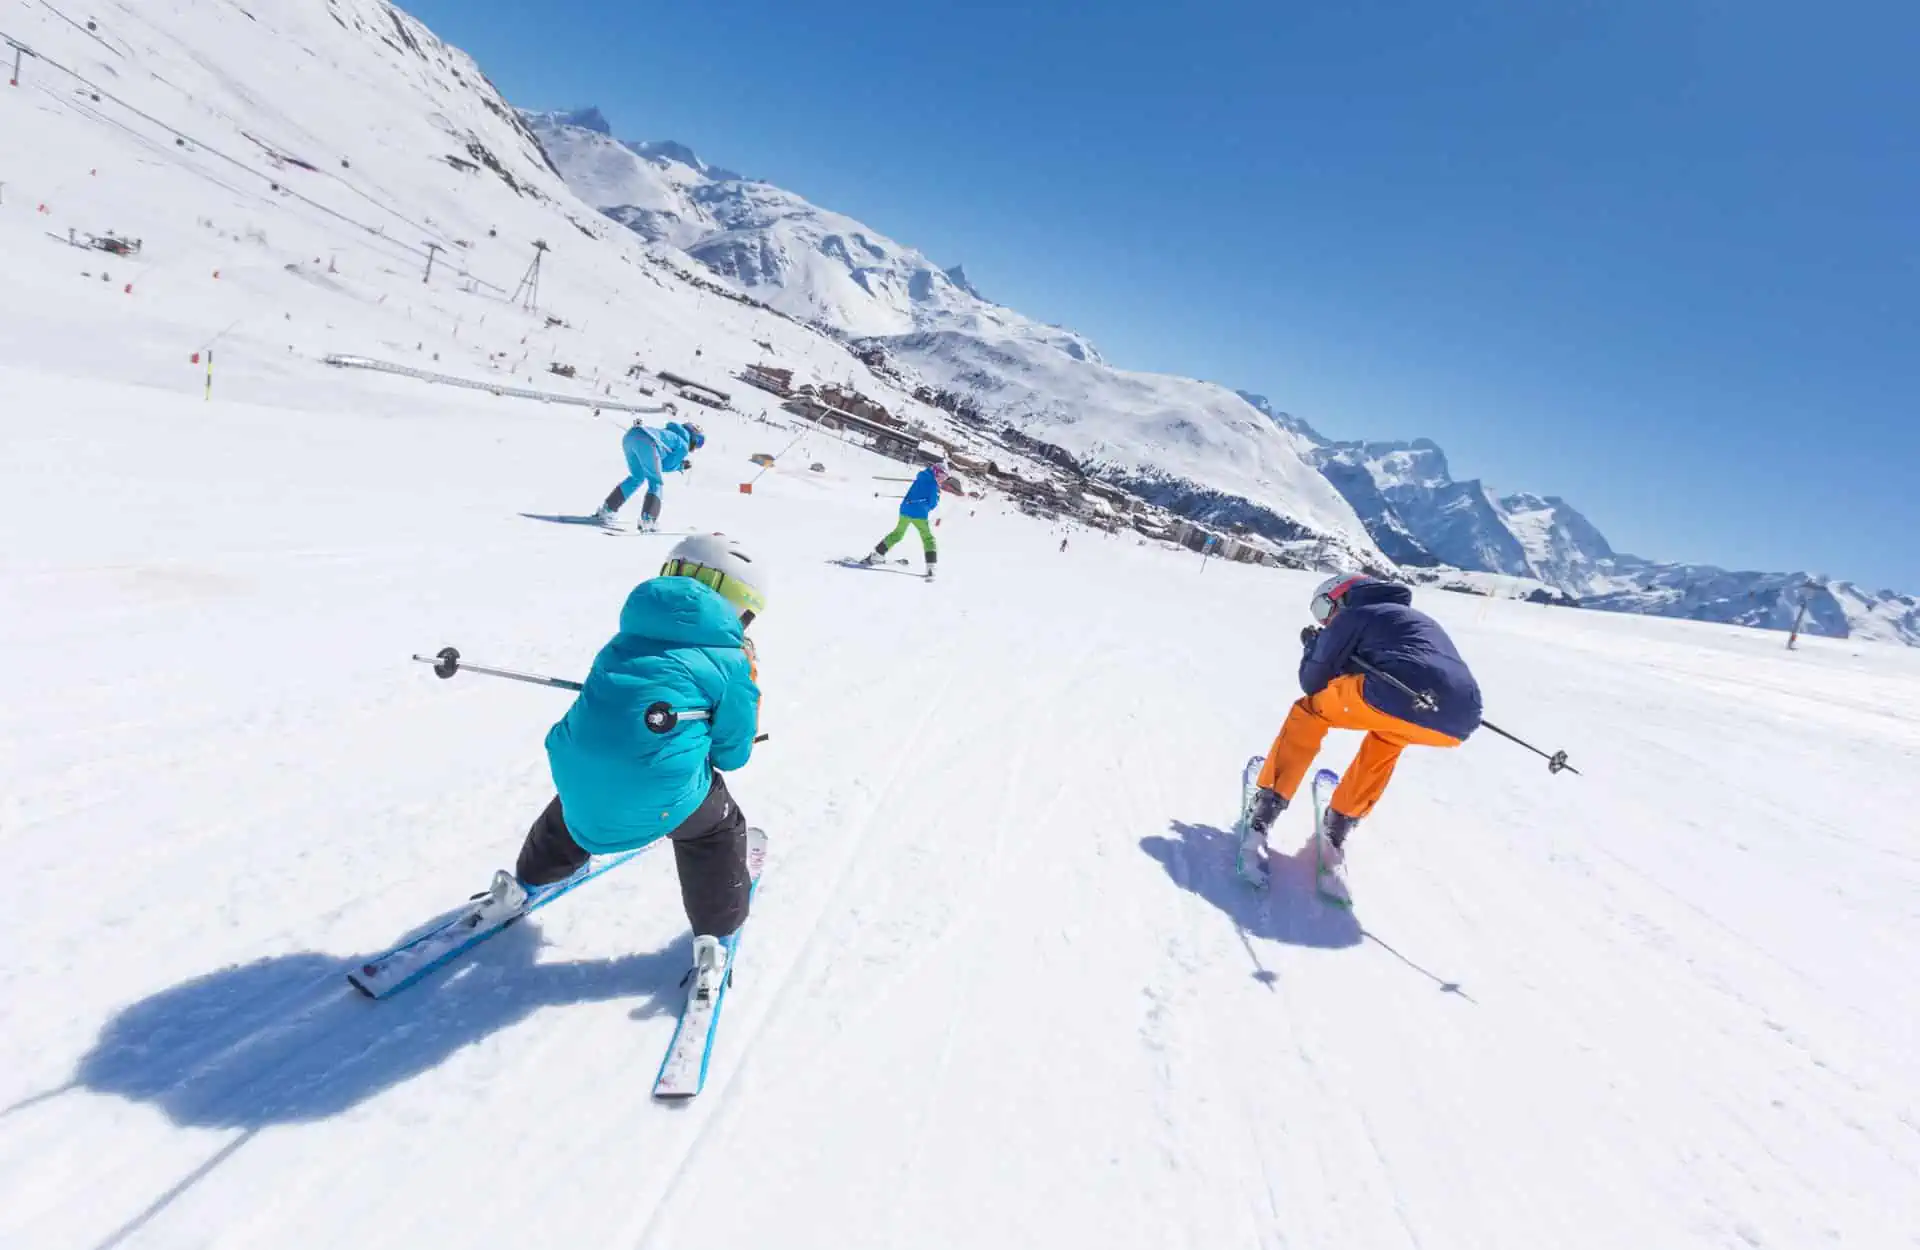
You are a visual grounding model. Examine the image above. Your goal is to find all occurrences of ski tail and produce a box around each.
[1308,768,1352,907]
[348,845,654,999]
[1234,754,1270,888]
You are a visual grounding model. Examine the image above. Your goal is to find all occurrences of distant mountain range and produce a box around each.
[522,108,1919,646]
[1309,440,1920,644]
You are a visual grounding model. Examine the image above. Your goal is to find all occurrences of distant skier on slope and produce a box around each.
[860,459,948,580]
[1243,575,1482,894]
[594,417,706,531]
[496,533,765,994]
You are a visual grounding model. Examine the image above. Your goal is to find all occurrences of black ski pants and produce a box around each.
[516,772,750,938]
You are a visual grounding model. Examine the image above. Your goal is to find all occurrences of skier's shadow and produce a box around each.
[1142,821,1362,952]
[70,922,692,1130]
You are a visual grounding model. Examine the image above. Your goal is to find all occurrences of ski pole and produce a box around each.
[1475,720,1578,775]
[413,646,715,734]
[1348,654,1578,776]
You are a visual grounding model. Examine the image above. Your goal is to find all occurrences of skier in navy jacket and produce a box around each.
[1249,575,1482,862]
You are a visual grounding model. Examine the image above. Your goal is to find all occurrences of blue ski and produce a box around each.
[653,828,768,1100]
[347,845,655,1000]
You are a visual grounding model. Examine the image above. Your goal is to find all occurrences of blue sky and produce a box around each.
[406,0,1920,589]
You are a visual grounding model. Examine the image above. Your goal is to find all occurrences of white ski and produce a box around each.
[1309,768,1352,907]
[1234,754,1270,888]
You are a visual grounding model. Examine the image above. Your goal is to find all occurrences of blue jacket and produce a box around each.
[899,467,942,519]
[544,578,759,853]
[620,422,697,496]
[1301,581,1481,740]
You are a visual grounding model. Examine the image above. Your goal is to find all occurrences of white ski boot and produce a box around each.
[472,870,530,924]
[594,504,620,529]
[690,934,730,1001]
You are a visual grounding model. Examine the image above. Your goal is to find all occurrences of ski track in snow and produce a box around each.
[1,1,1918,1245]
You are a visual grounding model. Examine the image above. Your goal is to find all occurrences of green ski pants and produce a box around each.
[876,515,937,564]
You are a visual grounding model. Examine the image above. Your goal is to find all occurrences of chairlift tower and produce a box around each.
[512,239,550,312]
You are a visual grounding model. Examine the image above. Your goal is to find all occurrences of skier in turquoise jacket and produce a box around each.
[507,534,766,983]
[861,460,949,579]
[595,418,706,530]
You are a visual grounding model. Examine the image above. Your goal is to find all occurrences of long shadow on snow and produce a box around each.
[1144,822,1476,1001]
[519,511,604,526]
[72,922,692,1130]
[1144,821,1361,953]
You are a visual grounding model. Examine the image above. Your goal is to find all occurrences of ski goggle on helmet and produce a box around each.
[661,533,768,624]
[1310,574,1367,625]
[684,423,707,451]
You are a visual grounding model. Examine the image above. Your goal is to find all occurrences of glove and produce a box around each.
[1300,624,1322,648]
[1248,788,1288,836]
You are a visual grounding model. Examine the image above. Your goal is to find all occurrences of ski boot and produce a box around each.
[690,934,730,1001]
[1315,810,1357,906]
[1236,788,1285,887]
[467,870,530,926]
[594,504,620,529]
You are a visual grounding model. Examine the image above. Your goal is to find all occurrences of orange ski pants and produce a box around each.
[1255,673,1462,819]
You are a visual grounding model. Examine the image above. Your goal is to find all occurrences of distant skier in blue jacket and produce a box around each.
[505,533,766,992]
[595,418,706,531]
[861,460,949,580]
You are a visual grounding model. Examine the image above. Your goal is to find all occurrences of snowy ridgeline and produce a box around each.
[1307,441,1920,642]
[1,3,1919,1245]
[523,116,1919,646]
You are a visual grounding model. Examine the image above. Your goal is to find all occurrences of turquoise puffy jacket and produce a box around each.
[544,578,759,853]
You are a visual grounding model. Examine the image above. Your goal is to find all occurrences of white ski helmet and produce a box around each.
[1310,574,1367,625]
[661,533,769,622]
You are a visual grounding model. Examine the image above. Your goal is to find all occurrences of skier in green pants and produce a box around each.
[861,461,948,580]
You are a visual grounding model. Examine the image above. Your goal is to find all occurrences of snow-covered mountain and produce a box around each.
[1310,441,1535,577]
[894,329,1373,550]
[1312,441,1920,644]
[522,109,1382,561]
[518,110,1099,359]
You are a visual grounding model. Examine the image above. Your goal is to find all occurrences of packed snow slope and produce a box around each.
[4,363,1919,1250]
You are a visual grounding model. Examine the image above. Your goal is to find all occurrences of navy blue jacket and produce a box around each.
[1300,582,1482,740]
